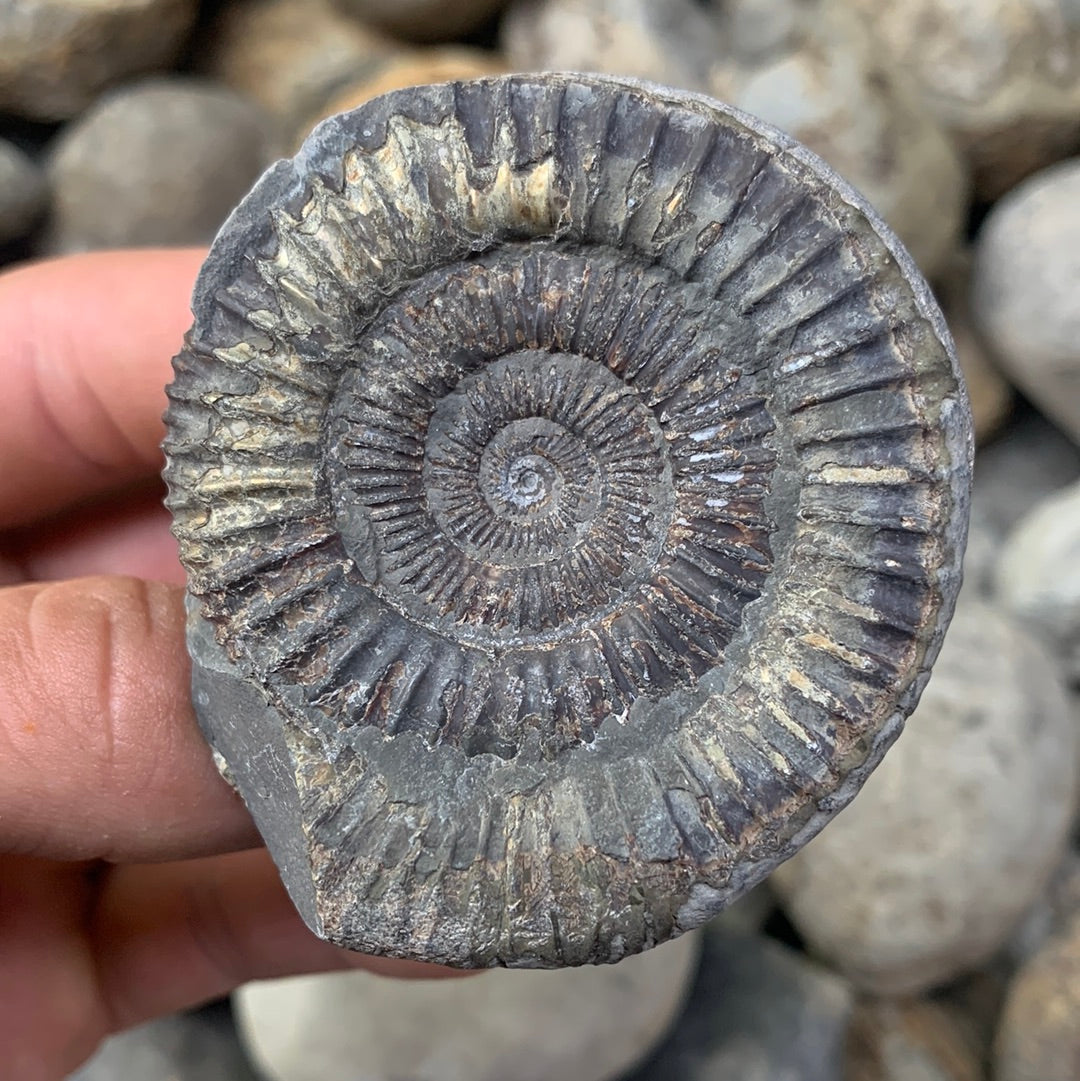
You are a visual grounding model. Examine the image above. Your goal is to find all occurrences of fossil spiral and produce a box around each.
[164,73,972,967]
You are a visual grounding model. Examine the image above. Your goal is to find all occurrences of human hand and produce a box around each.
[0,250,459,1081]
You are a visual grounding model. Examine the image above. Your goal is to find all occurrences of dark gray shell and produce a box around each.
[164,73,972,967]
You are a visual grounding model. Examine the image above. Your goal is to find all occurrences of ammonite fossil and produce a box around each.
[164,73,972,967]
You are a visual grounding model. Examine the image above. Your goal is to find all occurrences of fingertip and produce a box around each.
[94,849,469,1032]
[0,575,256,862]
[0,249,208,529]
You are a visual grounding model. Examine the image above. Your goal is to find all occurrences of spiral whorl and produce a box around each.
[164,73,971,966]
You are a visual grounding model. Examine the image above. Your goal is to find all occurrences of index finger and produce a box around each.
[0,249,206,530]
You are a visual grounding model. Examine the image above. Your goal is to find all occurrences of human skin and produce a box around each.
[0,250,460,1081]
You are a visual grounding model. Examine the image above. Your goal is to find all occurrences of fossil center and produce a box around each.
[488,441,557,512]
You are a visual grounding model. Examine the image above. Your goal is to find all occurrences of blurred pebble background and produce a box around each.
[3,0,1075,1078]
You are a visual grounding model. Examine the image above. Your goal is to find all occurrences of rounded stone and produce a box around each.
[502,0,721,92]
[299,46,505,146]
[0,138,47,246]
[200,0,391,136]
[330,0,508,41]
[970,409,1080,541]
[0,0,198,122]
[994,914,1080,1081]
[972,159,1080,445]
[503,0,968,279]
[994,479,1080,681]
[842,0,1080,201]
[234,932,700,1081]
[706,0,806,62]
[707,0,969,280]
[44,78,276,253]
[164,73,970,967]
[771,597,1079,995]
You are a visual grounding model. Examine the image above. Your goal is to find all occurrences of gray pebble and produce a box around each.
[972,159,1080,444]
[624,929,853,1081]
[0,0,198,122]
[995,479,1080,680]
[961,406,1080,600]
[772,597,1079,995]
[709,0,968,280]
[44,78,276,253]
[841,0,1080,201]
[502,0,720,92]
[971,409,1080,541]
[200,0,389,135]
[235,931,700,1081]
[706,0,805,61]
[503,0,967,279]
[0,138,47,245]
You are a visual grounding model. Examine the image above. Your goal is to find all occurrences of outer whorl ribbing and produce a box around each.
[164,73,971,967]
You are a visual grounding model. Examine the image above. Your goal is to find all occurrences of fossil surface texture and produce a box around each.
[163,73,972,967]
